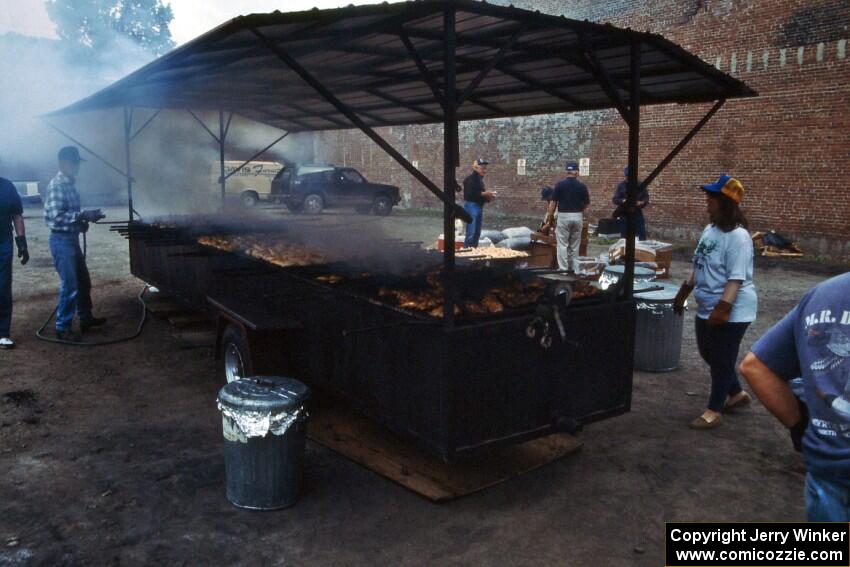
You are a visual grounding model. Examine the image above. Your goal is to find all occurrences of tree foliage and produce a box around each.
[45,0,175,56]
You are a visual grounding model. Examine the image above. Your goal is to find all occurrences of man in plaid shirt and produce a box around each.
[44,146,106,341]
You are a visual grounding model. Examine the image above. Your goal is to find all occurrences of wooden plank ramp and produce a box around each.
[307,402,582,502]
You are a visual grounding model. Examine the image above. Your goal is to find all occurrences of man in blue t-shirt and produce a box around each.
[0,176,29,348]
[740,273,850,521]
[545,161,589,272]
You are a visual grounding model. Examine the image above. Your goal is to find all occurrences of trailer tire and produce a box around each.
[240,191,259,208]
[221,324,252,383]
[285,200,303,213]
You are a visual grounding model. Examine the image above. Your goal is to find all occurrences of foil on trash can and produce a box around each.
[218,403,307,441]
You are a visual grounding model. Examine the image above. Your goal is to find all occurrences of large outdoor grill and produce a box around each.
[121,219,634,460]
[51,1,754,462]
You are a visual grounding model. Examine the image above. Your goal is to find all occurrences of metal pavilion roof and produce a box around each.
[49,0,756,131]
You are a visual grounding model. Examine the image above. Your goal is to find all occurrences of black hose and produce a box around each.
[35,285,150,347]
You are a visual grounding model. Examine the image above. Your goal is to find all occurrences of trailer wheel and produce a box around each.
[240,191,259,208]
[372,195,393,216]
[221,325,252,383]
[302,194,324,215]
[284,200,303,213]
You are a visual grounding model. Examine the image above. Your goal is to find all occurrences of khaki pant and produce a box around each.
[556,213,583,272]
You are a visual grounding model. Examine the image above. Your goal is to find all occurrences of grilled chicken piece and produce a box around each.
[481,293,504,313]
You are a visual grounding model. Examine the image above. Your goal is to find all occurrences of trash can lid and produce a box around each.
[634,282,680,302]
[218,376,310,414]
[603,264,656,277]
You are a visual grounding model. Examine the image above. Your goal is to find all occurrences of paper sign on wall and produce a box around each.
[517,158,527,175]
[579,158,590,176]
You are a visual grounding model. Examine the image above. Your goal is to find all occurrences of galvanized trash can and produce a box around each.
[634,283,684,372]
[217,376,310,510]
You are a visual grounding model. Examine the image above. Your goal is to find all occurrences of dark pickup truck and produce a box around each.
[272,164,401,215]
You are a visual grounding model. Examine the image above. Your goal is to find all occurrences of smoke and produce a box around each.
[0,29,315,218]
[0,31,153,195]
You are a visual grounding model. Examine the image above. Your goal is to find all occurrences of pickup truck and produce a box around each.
[272,164,401,215]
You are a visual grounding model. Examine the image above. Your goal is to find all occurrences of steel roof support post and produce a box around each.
[624,39,641,301]
[123,107,134,222]
[223,132,290,182]
[442,6,458,328]
[219,110,228,207]
[638,98,726,193]
[43,120,132,182]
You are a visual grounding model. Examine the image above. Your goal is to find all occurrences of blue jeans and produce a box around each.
[49,232,93,331]
[0,239,12,337]
[695,317,750,412]
[463,202,483,248]
[806,473,850,521]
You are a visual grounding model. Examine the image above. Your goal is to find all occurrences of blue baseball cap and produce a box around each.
[565,161,579,172]
[701,174,745,204]
[474,158,489,166]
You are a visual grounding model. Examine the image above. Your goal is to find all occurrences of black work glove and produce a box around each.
[79,209,105,223]
[14,235,29,265]
[673,282,693,315]
[789,396,809,453]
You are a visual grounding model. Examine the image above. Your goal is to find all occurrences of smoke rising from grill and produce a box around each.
[0,20,442,272]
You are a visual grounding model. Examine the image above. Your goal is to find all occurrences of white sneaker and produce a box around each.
[0,337,14,349]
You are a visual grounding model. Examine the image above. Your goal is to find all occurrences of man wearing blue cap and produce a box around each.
[461,158,496,247]
[44,146,107,341]
[545,161,589,272]
[612,166,649,240]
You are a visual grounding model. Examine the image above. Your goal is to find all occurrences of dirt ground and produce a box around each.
[1,205,846,566]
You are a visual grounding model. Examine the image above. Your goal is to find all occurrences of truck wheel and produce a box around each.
[240,191,259,208]
[373,195,393,216]
[303,194,324,215]
[221,324,252,383]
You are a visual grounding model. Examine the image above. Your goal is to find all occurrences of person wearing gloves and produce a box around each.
[612,166,649,240]
[462,158,496,248]
[673,174,757,429]
[545,161,589,273]
[0,175,28,349]
[739,273,850,521]
[44,146,107,341]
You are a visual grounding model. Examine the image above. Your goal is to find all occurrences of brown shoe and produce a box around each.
[689,414,722,430]
[724,391,752,412]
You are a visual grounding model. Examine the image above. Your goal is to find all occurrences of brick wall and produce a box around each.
[316,0,850,256]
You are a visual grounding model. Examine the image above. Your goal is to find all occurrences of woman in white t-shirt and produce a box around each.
[673,175,757,429]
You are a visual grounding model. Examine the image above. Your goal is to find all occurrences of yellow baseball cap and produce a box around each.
[701,174,744,204]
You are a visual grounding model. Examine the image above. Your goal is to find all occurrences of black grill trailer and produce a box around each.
[49,1,755,462]
[125,222,634,461]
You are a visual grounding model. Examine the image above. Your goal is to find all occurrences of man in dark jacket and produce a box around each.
[545,161,589,272]
[461,158,495,247]
[612,166,649,240]
[0,175,28,348]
